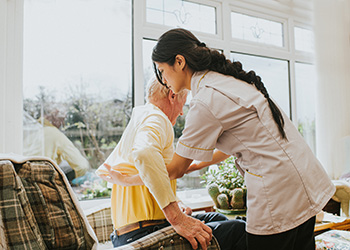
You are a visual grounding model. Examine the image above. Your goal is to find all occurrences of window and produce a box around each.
[23,0,132,200]
[294,27,314,53]
[295,62,317,153]
[231,12,284,47]
[18,0,316,197]
[231,53,290,117]
[146,0,217,34]
[143,39,157,88]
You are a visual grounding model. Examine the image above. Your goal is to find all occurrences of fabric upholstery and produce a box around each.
[86,206,113,243]
[0,160,47,249]
[316,230,350,250]
[85,205,221,249]
[0,155,98,249]
[113,225,220,250]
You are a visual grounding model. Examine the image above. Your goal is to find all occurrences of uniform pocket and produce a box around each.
[244,170,274,233]
[245,169,263,178]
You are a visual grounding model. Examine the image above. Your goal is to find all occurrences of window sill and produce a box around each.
[176,188,214,211]
[80,198,111,216]
[79,188,214,214]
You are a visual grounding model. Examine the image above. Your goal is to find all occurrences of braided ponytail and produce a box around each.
[152,28,287,139]
[207,50,286,139]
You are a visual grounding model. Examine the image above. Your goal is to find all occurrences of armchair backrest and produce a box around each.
[0,155,98,249]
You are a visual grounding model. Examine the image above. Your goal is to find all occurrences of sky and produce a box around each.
[22,0,316,121]
[23,0,132,102]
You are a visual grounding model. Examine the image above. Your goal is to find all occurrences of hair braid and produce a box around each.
[208,50,286,139]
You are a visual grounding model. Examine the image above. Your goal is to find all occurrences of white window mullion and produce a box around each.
[134,0,146,106]
[0,0,5,153]
[289,59,297,124]
[288,16,297,125]
[0,0,24,154]
[222,0,232,58]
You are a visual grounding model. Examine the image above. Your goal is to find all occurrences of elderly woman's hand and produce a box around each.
[178,201,193,216]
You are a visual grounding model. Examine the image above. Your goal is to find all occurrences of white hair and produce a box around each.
[145,77,170,102]
[145,77,188,102]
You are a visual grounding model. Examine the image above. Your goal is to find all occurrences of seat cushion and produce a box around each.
[316,230,350,250]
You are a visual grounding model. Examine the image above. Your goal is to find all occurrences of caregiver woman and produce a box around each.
[151,28,335,250]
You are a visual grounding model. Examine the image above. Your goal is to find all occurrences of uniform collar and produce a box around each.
[190,70,210,96]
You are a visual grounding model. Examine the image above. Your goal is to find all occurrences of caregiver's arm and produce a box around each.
[101,150,230,186]
[166,153,193,179]
[185,150,230,174]
[102,150,228,186]
[102,152,192,186]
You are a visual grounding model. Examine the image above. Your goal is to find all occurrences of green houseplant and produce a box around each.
[201,156,246,214]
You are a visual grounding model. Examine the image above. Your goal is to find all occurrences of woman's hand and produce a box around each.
[101,163,144,186]
[185,150,231,174]
[99,163,128,185]
[185,161,202,174]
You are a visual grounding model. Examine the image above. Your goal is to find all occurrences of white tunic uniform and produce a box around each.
[176,71,335,235]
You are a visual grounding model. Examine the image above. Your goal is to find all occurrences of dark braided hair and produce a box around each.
[152,28,286,139]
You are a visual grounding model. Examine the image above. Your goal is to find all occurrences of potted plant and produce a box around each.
[201,156,246,214]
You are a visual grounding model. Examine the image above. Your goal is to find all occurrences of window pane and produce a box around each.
[231,12,284,47]
[23,0,132,200]
[143,39,157,90]
[295,63,316,153]
[294,27,314,53]
[146,0,216,34]
[142,38,205,191]
[231,53,290,116]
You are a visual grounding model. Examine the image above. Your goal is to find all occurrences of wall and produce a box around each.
[314,0,350,178]
[0,0,23,154]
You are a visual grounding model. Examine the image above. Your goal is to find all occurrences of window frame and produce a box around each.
[0,0,24,154]
[143,0,223,40]
[134,0,316,194]
[229,6,289,51]
[1,0,316,198]
[135,0,315,127]
[293,21,315,57]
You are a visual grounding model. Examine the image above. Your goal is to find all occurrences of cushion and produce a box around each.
[316,230,350,250]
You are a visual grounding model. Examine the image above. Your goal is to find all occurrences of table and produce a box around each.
[314,218,350,236]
